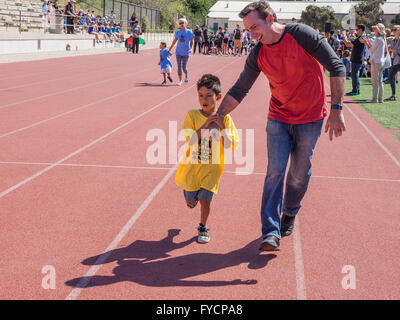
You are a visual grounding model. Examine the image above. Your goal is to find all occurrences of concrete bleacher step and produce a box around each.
[0,0,43,31]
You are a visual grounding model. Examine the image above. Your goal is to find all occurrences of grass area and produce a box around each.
[344,76,400,141]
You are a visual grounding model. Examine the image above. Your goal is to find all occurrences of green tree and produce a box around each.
[138,0,184,30]
[300,5,340,31]
[183,0,217,27]
[354,0,385,30]
[141,15,149,32]
[129,0,217,30]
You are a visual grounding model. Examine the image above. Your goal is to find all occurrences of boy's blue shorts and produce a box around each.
[184,188,214,203]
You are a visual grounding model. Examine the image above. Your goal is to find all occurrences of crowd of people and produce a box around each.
[41,0,399,102]
[191,24,256,56]
[321,24,400,102]
[42,0,129,43]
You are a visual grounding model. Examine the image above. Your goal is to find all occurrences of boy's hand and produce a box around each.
[158,62,160,65]
[209,114,225,130]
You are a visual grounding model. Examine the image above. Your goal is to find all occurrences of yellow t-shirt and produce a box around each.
[175,109,239,194]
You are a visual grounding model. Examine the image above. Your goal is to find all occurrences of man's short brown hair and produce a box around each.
[239,1,277,22]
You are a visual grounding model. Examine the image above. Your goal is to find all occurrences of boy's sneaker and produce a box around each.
[184,77,189,83]
[177,81,182,86]
[161,80,167,85]
[197,224,210,243]
[167,76,173,83]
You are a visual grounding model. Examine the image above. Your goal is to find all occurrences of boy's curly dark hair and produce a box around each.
[196,74,221,95]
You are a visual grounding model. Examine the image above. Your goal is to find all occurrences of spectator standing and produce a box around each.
[129,13,137,30]
[342,25,368,96]
[65,0,76,34]
[241,29,249,55]
[132,21,142,54]
[193,25,203,54]
[223,28,230,55]
[110,11,116,24]
[203,26,210,54]
[384,25,400,101]
[328,31,340,54]
[365,23,387,103]
[42,0,49,32]
[233,24,242,56]
[342,50,351,79]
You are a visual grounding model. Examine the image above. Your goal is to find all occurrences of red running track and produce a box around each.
[0,49,399,300]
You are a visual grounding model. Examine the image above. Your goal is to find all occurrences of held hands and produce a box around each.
[205,114,225,130]
[202,114,225,142]
[324,109,346,141]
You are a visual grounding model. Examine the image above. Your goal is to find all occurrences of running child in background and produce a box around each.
[159,42,173,85]
[175,74,239,243]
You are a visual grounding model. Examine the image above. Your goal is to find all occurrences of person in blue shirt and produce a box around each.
[97,23,109,42]
[168,18,195,86]
[105,24,116,42]
[159,42,173,85]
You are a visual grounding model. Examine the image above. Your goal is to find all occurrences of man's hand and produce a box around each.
[324,109,346,141]
[208,114,225,129]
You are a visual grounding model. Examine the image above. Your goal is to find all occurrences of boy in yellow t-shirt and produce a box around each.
[175,74,239,244]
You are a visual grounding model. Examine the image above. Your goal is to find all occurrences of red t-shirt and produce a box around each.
[228,23,346,124]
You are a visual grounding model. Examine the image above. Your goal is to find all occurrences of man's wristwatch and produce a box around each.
[331,104,343,110]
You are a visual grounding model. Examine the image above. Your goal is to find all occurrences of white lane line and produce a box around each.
[0,65,158,110]
[1,162,399,183]
[0,83,196,200]
[65,162,178,300]
[293,218,307,300]
[0,77,159,139]
[63,60,238,300]
[344,104,400,168]
[0,58,237,201]
[224,171,400,182]
[0,61,128,92]
[0,56,208,138]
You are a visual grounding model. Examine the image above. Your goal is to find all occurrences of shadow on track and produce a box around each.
[66,229,276,288]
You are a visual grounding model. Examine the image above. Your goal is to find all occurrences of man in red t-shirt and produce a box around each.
[209,1,346,251]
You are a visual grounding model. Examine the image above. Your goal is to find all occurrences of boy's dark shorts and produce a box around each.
[184,188,214,203]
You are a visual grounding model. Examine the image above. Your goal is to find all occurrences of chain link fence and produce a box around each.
[103,0,161,31]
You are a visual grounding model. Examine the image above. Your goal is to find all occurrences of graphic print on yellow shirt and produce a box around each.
[175,109,239,194]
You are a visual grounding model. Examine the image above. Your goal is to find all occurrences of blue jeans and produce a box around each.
[261,118,324,239]
[351,62,362,93]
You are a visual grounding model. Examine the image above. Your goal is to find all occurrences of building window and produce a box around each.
[213,22,218,32]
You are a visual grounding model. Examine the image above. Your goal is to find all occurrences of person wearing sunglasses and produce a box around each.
[168,18,195,86]
[384,25,400,101]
